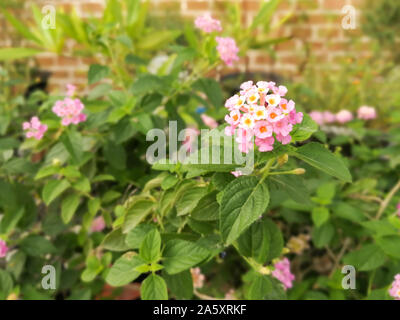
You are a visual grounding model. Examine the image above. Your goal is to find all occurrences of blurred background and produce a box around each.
[1,0,400,122]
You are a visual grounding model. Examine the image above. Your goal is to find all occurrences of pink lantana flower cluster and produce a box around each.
[194,14,239,67]
[389,274,400,300]
[215,37,239,67]
[310,105,377,126]
[91,216,106,233]
[0,239,9,258]
[224,81,303,153]
[52,94,87,127]
[271,258,295,290]
[194,14,222,33]
[22,116,48,140]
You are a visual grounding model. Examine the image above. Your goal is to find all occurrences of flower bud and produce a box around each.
[293,168,305,175]
[277,154,289,166]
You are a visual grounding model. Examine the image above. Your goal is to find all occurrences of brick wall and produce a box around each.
[2,0,368,92]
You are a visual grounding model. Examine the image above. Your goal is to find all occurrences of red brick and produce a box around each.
[81,3,104,13]
[323,0,346,10]
[187,1,209,11]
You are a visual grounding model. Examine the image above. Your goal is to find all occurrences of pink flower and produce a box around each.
[201,114,218,129]
[231,170,243,177]
[289,110,303,125]
[194,14,222,33]
[323,111,336,124]
[0,239,8,258]
[276,133,292,145]
[91,216,106,233]
[236,127,253,154]
[389,274,400,300]
[279,99,295,114]
[309,111,324,125]
[225,125,236,136]
[273,118,292,137]
[357,106,377,120]
[255,136,274,152]
[182,128,200,153]
[240,81,254,92]
[273,85,288,97]
[271,258,295,290]
[254,121,273,139]
[52,97,87,126]
[22,116,48,140]
[336,110,353,124]
[215,37,239,67]
[191,267,205,289]
[66,84,77,97]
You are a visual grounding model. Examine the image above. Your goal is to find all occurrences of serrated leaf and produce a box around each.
[220,176,270,245]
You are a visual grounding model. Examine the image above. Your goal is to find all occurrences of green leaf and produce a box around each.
[60,130,84,165]
[20,235,56,256]
[0,270,13,300]
[220,176,270,245]
[343,244,386,271]
[237,218,283,264]
[123,200,155,233]
[193,78,223,108]
[250,0,280,30]
[311,207,330,227]
[88,64,110,84]
[0,47,41,61]
[161,175,179,190]
[291,114,318,142]
[291,142,352,182]
[103,141,126,170]
[312,222,335,248]
[162,270,193,299]
[269,175,311,205]
[126,224,156,249]
[141,274,168,300]
[247,274,286,300]
[106,252,146,287]
[102,228,130,252]
[332,202,366,223]
[131,74,165,95]
[191,191,220,221]
[176,187,207,216]
[42,179,70,205]
[163,239,209,274]
[376,235,400,259]
[61,194,80,224]
[139,229,161,263]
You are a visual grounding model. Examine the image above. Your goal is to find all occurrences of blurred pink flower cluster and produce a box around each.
[309,106,376,126]
[191,267,205,289]
[91,216,106,232]
[224,80,303,154]
[194,14,222,33]
[52,84,87,126]
[0,239,8,258]
[389,274,400,300]
[215,37,239,67]
[194,14,239,67]
[271,258,295,290]
[22,84,86,141]
[22,116,48,140]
